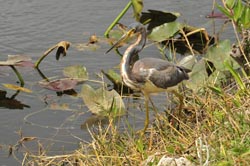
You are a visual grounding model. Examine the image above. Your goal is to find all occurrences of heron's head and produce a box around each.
[106,23,145,54]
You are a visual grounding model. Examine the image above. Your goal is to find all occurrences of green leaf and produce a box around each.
[148,22,181,42]
[185,59,208,91]
[233,0,243,21]
[224,61,246,91]
[241,6,250,28]
[131,0,143,21]
[205,40,238,71]
[81,84,126,116]
[63,65,88,82]
[225,0,236,9]
[216,4,233,19]
[102,69,122,85]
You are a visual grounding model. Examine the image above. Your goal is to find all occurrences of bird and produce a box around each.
[106,22,191,133]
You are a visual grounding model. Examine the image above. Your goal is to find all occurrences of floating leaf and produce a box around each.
[63,65,88,82]
[148,22,181,42]
[39,78,78,92]
[131,0,143,21]
[0,55,33,67]
[102,69,122,86]
[3,84,32,93]
[81,84,126,116]
[140,9,180,30]
[102,69,133,94]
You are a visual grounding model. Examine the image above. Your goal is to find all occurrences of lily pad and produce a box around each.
[0,55,33,67]
[63,65,88,82]
[102,69,134,94]
[148,22,181,42]
[80,84,126,116]
[39,78,78,92]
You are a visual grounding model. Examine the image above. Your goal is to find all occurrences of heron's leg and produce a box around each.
[171,90,184,112]
[142,94,149,133]
[149,97,158,113]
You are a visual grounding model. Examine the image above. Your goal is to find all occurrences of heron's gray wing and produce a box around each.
[132,58,190,89]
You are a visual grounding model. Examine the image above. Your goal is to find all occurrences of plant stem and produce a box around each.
[104,1,132,38]
[10,65,24,86]
[34,44,57,68]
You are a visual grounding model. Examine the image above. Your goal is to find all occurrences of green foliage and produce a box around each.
[80,84,126,116]
[148,22,182,42]
[63,65,88,82]
[217,0,250,29]
[131,0,143,21]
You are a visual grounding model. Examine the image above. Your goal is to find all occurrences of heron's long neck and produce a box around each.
[121,29,146,89]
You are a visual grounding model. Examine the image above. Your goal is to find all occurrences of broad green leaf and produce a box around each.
[3,84,32,93]
[81,84,126,116]
[102,69,122,85]
[63,65,88,82]
[207,70,227,86]
[148,22,181,42]
[205,40,238,71]
[131,0,143,21]
[185,59,208,91]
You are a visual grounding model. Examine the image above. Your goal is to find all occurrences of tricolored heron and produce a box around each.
[106,23,191,133]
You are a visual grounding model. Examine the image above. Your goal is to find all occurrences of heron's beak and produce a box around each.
[105,29,135,54]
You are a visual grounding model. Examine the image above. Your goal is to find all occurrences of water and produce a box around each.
[0,0,231,165]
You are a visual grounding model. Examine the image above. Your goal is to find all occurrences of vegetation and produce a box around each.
[0,0,250,165]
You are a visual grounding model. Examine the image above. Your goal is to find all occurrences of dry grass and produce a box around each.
[20,80,250,166]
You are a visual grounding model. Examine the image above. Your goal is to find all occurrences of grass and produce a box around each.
[20,78,250,166]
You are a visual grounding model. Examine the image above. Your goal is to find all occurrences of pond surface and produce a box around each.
[0,0,231,165]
